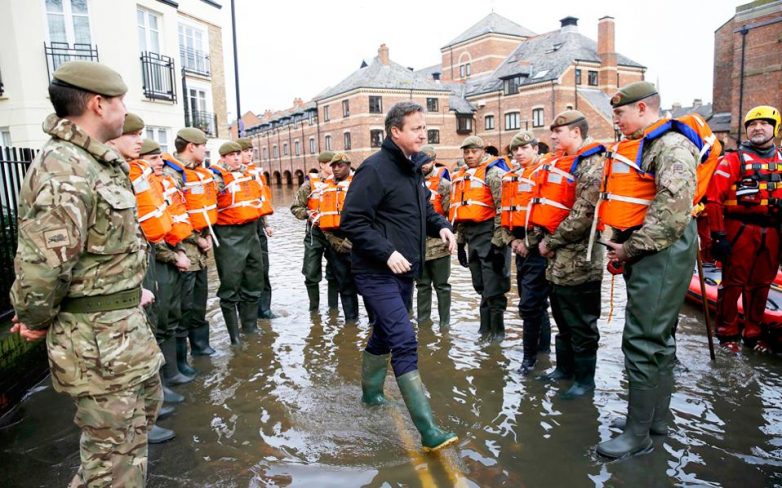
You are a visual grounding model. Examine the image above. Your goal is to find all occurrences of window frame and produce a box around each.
[532,108,544,128]
[370,129,384,148]
[137,6,161,54]
[588,70,598,86]
[484,115,495,131]
[504,112,520,131]
[324,135,332,151]
[309,137,316,154]
[323,105,330,122]
[44,0,93,46]
[342,99,350,118]
[343,132,351,150]
[426,97,439,113]
[144,126,170,153]
[369,96,383,114]
[575,68,582,85]
[427,129,440,145]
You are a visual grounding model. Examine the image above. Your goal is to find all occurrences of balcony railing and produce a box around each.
[186,110,217,137]
[179,47,210,77]
[44,42,99,82]
[140,52,176,102]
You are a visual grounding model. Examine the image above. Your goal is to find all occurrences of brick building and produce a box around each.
[242,13,645,186]
[712,0,782,149]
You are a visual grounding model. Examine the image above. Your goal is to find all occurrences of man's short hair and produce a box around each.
[572,119,589,139]
[308,167,319,174]
[485,145,499,157]
[48,83,96,118]
[174,136,190,153]
[385,102,424,136]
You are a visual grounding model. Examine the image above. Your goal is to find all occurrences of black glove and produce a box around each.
[457,243,469,268]
[710,232,731,262]
[490,245,507,273]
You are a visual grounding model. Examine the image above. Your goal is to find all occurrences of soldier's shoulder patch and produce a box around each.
[44,228,70,249]
[671,162,685,173]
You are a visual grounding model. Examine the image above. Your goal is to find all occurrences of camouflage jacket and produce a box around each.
[162,153,207,270]
[620,129,698,259]
[542,141,605,286]
[11,114,162,396]
[290,179,313,221]
[424,169,451,261]
[455,162,514,247]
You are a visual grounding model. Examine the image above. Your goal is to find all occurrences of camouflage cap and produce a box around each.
[317,151,335,163]
[610,81,658,108]
[52,60,127,97]
[122,113,144,134]
[330,152,351,165]
[460,135,484,149]
[509,130,538,150]
[550,110,586,130]
[219,141,242,156]
[420,144,437,158]
[236,137,253,150]
[177,127,207,145]
[139,139,161,156]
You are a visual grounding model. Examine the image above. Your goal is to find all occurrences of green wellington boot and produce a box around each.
[189,324,216,356]
[490,309,505,342]
[148,424,175,444]
[597,386,656,458]
[238,301,260,334]
[306,285,320,312]
[396,370,459,451]
[175,337,198,377]
[417,285,433,326]
[361,351,390,406]
[160,339,194,386]
[560,354,596,400]
[327,280,339,310]
[437,290,451,329]
[163,384,185,404]
[611,373,673,436]
[478,308,491,339]
[537,336,574,382]
[221,304,241,345]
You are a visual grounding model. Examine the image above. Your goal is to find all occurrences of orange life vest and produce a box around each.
[528,143,606,234]
[307,175,327,213]
[597,115,722,231]
[449,159,508,224]
[209,164,262,225]
[500,161,540,230]
[723,148,782,216]
[246,162,274,217]
[163,154,218,232]
[128,159,173,244]
[318,175,352,231]
[160,174,194,246]
[425,166,450,216]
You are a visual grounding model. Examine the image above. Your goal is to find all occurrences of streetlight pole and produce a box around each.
[231,0,242,136]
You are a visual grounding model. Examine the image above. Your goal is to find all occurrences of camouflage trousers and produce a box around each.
[69,375,163,487]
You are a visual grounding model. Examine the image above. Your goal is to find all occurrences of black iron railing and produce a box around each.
[187,110,217,137]
[140,52,176,102]
[44,42,99,82]
[179,46,210,77]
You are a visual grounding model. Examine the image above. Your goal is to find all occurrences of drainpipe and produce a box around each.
[288,124,294,181]
[497,90,502,151]
[551,80,556,120]
[574,60,579,110]
[737,26,748,145]
[315,101,322,153]
[300,119,306,169]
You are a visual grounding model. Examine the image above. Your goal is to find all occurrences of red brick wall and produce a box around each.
[440,35,523,82]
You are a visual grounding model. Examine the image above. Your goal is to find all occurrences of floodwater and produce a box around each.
[2,185,782,487]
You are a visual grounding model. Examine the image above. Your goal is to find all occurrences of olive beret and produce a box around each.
[509,130,538,150]
[52,61,127,97]
[317,151,335,163]
[460,135,484,149]
[122,113,144,135]
[219,141,242,156]
[177,127,207,145]
[610,81,658,108]
[236,137,253,150]
[139,139,161,156]
[420,145,437,158]
[550,110,587,130]
[413,152,433,166]
[330,152,351,165]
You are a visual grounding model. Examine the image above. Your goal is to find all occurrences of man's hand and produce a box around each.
[265,226,274,237]
[538,240,554,258]
[457,243,469,268]
[439,228,457,254]
[511,239,528,257]
[141,288,156,307]
[10,316,47,342]
[174,251,191,272]
[387,251,412,274]
[604,240,628,263]
[196,236,211,252]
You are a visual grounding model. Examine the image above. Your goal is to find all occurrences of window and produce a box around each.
[178,23,209,75]
[343,132,351,150]
[369,96,383,114]
[485,115,495,130]
[324,135,332,151]
[532,108,544,128]
[504,112,520,131]
[308,111,315,125]
[187,86,214,135]
[575,68,582,85]
[457,115,472,134]
[283,143,288,156]
[272,145,278,158]
[342,99,350,117]
[503,76,522,96]
[370,129,384,148]
[137,8,161,54]
[0,127,11,146]
[309,137,316,154]
[145,126,169,153]
[566,104,573,110]
[588,70,598,86]
[459,65,466,78]
[323,105,330,122]
[262,147,268,160]
[46,0,92,45]
[466,63,471,76]
[426,98,439,112]
[427,129,440,145]
[294,140,300,156]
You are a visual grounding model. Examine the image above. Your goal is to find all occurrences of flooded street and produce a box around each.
[2,185,782,487]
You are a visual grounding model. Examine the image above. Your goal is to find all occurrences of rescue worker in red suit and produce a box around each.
[705,105,782,353]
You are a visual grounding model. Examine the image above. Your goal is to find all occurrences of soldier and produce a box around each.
[534,111,606,397]
[341,101,458,451]
[162,128,217,373]
[10,61,163,486]
[209,141,265,343]
[320,152,360,323]
[596,81,699,458]
[290,151,340,312]
[502,130,552,376]
[705,106,782,353]
[415,146,452,328]
[451,135,513,341]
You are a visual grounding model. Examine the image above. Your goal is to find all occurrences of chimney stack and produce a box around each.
[378,43,390,65]
[597,16,617,93]
[560,16,579,33]
[693,98,703,108]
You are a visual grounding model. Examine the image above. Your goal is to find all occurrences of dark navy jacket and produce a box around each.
[340,137,452,278]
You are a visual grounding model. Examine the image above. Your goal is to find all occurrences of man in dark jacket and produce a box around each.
[340,101,458,452]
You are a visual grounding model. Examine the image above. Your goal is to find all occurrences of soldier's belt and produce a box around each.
[60,288,142,314]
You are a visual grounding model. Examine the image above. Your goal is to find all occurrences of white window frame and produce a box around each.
[137,7,162,54]
[504,112,520,131]
[343,131,351,150]
[309,137,316,154]
[0,127,11,146]
[145,126,170,153]
[532,108,544,128]
[294,139,301,156]
[44,0,93,45]
[484,115,495,131]
[324,134,332,151]
[178,20,208,73]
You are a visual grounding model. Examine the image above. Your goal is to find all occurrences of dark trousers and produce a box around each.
[550,281,601,357]
[180,267,208,338]
[154,260,183,343]
[302,226,336,286]
[516,251,552,357]
[325,245,358,320]
[214,222,263,307]
[415,255,451,324]
[257,223,273,314]
[356,273,418,377]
